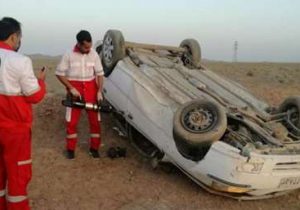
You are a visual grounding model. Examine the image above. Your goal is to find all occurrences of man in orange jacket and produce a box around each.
[0,17,46,210]
[56,30,104,159]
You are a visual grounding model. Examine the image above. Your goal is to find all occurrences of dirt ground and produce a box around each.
[29,57,300,210]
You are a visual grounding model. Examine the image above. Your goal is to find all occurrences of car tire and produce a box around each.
[180,39,201,69]
[278,96,300,136]
[102,30,126,77]
[173,99,227,161]
[96,44,102,55]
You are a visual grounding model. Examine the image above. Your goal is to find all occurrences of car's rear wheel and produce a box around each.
[94,40,103,55]
[96,44,102,55]
[278,96,300,136]
[173,99,227,161]
[180,39,201,69]
[102,30,126,77]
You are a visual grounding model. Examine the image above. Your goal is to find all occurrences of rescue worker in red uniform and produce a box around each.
[56,30,104,159]
[0,17,46,210]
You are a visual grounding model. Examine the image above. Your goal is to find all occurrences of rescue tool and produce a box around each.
[62,95,112,113]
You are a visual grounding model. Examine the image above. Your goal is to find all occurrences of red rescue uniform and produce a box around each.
[0,42,46,210]
[56,46,104,151]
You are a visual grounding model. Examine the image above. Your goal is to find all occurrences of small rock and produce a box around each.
[246,71,254,77]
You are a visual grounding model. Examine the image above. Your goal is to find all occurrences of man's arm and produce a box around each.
[96,75,103,102]
[56,75,73,90]
[96,75,103,92]
[20,58,46,104]
[55,52,81,98]
[56,75,81,98]
[56,53,72,89]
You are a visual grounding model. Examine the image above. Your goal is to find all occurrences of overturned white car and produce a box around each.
[96,30,300,200]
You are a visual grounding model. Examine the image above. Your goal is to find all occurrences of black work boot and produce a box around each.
[89,148,100,158]
[66,150,75,159]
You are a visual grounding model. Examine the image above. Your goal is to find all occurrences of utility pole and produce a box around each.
[233,40,238,62]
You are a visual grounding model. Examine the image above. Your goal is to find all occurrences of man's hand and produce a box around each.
[97,91,103,103]
[70,87,81,98]
[37,66,46,81]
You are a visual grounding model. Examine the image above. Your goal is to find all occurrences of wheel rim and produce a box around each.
[182,45,192,66]
[103,34,114,65]
[287,106,299,126]
[181,106,216,133]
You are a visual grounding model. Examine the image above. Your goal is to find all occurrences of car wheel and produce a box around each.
[94,40,103,55]
[96,43,102,55]
[102,30,126,77]
[180,39,201,69]
[173,99,227,161]
[278,96,300,136]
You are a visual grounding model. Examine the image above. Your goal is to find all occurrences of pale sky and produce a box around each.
[0,0,299,62]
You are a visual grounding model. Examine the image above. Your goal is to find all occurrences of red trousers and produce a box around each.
[0,128,32,210]
[65,80,101,151]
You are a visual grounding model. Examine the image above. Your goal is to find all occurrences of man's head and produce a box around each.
[0,17,22,51]
[76,30,92,54]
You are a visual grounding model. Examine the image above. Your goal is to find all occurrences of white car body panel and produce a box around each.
[103,55,300,199]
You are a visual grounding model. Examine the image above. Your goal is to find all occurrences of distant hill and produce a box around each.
[27,53,214,62]
[28,54,61,60]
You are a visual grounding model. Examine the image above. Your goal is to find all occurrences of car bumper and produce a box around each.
[185,141,300,199]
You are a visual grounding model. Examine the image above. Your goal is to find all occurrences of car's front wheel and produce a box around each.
[173,99,227,161]
[278,96,300,137]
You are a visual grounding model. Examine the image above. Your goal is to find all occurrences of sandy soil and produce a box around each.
[28,58,300,210]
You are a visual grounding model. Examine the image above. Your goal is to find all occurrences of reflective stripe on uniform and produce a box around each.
[90,133,100,138]
[0,90,23,96]
[0,189,5,197]
[6,195,27,203]
[66,133,78,139]
[17,159,32,166]
[66,76,95,81]
[66,107,72,122]
[23,86,41,96]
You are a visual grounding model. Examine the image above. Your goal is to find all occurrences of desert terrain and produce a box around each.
[29,56,300,210]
